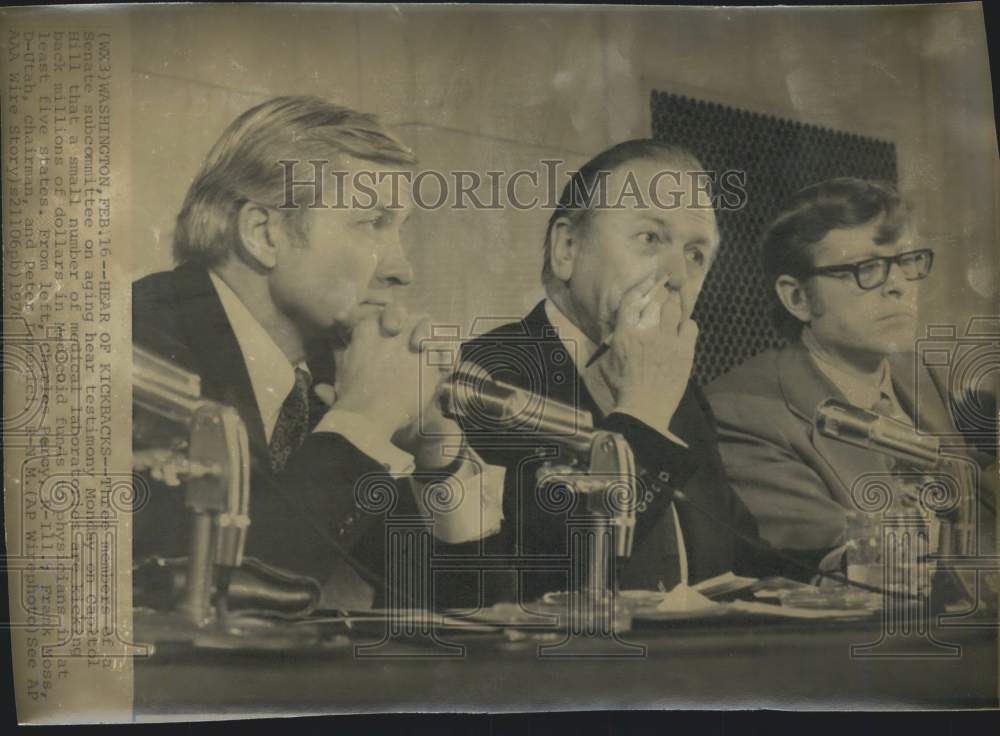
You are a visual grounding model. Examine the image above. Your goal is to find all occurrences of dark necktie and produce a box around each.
[269,367,313,473]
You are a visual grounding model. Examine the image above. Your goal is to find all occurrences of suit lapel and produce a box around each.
[777,342,891,505]
[169,263,269,457]
[531,300,708,446]
[523,301,604,418]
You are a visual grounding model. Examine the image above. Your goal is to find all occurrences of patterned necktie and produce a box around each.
[269,367,313,473]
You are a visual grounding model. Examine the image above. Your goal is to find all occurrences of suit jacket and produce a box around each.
[132,261,415,604]
[707,341,996,553]
[438,301,818,606]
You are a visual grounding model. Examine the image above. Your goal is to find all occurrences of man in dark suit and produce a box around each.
[133,96,502,608]
[708,179,996,569]
[440,140,827,607]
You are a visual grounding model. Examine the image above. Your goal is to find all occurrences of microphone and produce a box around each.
[439,363,638,560]
[814,398,941,470]
[814,398,986,605]
[438,363,595,455]
[673,490,915,599]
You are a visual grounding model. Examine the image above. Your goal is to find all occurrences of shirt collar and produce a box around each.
[801,326,894,410]
[544,299,618,416]
[543,298,600,369]
[543,301,688,573]
[209,271,307,443]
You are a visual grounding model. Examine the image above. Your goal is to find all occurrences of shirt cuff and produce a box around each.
[419,449,505,544]
[313,409,415,475]
[463,451,505,538]
[612,405,690,449]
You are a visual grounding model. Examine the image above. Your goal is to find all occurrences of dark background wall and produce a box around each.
[129,5,997,359]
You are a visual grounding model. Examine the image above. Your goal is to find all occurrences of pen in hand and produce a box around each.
[584,337,614,368]
[584,275,673,368]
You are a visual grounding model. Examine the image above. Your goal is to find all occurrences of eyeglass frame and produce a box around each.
[797,248,935,291]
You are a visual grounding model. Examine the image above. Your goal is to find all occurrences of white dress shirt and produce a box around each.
[209,271,502,543]
[801,327,908,421]
[801,327,939,558]
[209,271,414,474]
[544,299,689,584]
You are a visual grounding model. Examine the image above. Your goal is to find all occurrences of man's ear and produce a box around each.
[237,202,280,270]
[775,274,813,326]
[549,216,580,282]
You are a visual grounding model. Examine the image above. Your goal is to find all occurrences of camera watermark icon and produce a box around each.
[407,321,649,657]
[1,316,81,440]
[847,471,972,659]
[350,458,647,658]
[915,317,999,446]
[910,317,1000,628]
[418,321,588,442]
[2,316,149,681]
[4,470,151,660]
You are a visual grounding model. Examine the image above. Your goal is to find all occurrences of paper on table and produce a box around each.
[691,571,758,598]
[635,584,871,619]
[728,600,873,620]
[653,585,721,612]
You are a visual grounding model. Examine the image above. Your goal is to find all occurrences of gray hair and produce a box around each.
[173,95,416,265]
[541,139,707,287]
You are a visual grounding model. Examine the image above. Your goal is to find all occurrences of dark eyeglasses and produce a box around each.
[801,248,935,290]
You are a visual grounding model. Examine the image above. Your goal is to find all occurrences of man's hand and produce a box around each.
[598,274,699,433]
[393,397,466,470]
[329,304,439,440]
[815,544,850,588]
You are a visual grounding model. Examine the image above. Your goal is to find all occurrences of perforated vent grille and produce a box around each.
[651,90,898,385]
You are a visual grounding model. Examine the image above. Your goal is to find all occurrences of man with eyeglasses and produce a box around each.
[707,178,952,552]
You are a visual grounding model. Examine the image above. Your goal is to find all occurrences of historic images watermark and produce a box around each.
[277,158,749,213]
[350,321,647,659]
[847,317,1000,659]
[3,315,149,692]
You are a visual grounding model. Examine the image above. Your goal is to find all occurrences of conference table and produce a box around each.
[133,607,998,717]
